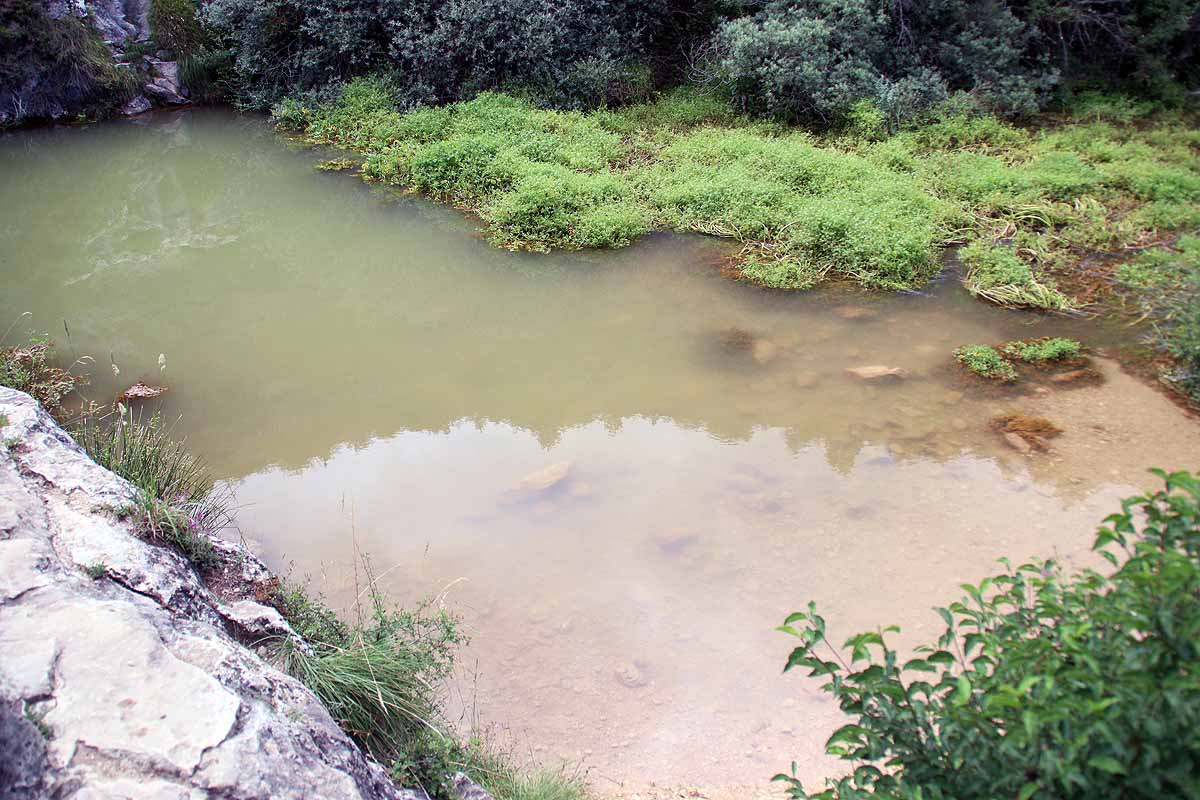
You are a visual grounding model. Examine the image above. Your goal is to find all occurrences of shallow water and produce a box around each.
[3,110,1198,795]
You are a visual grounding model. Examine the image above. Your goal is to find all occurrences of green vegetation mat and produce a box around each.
[278,82,1199,302]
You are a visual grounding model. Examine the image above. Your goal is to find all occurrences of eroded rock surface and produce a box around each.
[0,388,418,800]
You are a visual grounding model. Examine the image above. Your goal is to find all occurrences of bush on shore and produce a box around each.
[776,469,1200,799]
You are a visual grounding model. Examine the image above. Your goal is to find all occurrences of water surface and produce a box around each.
[3,110,1197,796]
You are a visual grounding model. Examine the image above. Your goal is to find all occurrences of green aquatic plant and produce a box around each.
[1003,337,1082,363]
[954,345,1017,382]
[959,240,1072,311]
[774,469,1200,800]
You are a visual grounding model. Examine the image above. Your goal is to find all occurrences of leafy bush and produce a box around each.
[204,0,673,109]
[1002,337,1082,363]
[706,0,1054,127]
[0,339,79,415]
[954,345,1017,382]
[776,469,1200,800]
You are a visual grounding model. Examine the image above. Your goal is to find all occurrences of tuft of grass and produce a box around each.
[1003,337,1082,363]
[126,489,217,568]
[458,740,589,800]
[269,573,463,791]
[959,241,1072,311]
[75,410,226,531]
[84,561,110,580]
[955,345,1018,382]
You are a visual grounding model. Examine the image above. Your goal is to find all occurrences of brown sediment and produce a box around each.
[718,326,756,352]
[990,412,1063,452]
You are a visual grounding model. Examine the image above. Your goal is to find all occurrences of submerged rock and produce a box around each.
[0,387,419,800]
[834,306,878,321]
[1003,432,1033,454]
[614,661,649,688]
[846,365,907,381]
[120,94,151,116]
[119,379,168,400]
[518,461,572,492]
[752,338,779,364]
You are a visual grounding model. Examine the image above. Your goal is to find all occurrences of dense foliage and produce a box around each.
[707,0,1048,125]
[203,0,675,109]
[776,469,1200,799]
[201,0,1199,122]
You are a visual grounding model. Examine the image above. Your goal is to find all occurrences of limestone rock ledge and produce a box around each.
[0,387,420,800]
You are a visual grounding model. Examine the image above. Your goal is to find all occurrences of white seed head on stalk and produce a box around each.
[110,362,120,377]
[158,353,167,373]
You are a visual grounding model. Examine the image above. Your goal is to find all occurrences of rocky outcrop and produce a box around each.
[1,1,187,127]
[0,387,421,800]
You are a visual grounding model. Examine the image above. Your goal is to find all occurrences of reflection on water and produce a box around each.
[3,110,1198,794]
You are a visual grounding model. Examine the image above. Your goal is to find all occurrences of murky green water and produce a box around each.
[4,110,1197,795]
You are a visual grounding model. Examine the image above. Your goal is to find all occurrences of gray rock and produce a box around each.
[120,95,152,116]
[0,703,48,799]
[452,773,495,800]
[0,388,421,800]
[144,61,189,105]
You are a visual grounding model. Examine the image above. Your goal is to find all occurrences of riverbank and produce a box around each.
[273,80,1200,406]
[0,387,420,798]
[0,372,586,800]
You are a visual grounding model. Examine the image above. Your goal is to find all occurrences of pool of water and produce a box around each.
[4,109,1197,796]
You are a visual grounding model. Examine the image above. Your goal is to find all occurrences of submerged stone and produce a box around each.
[518,461,572,492]
[846,365,907,381]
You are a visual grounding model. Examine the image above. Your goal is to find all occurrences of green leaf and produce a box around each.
[1087,756,1127,775]
[951,674,971,706]
[1018,782,1039,800]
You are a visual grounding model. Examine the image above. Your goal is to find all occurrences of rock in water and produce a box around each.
[1003,432,1033,454]
[845,365,907,381]
[834,306,878,320]
[752,339,779,364]
[120,95,151,116]
[119,380,168,401]
[518,461,572,492]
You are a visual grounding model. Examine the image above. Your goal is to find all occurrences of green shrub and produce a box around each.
[954,345,1017,382]
[178,48,233,104]
[150,0,204,56]
[775,469,1200,800]
[203,0,674,109]
[708,0,1052,128]
[1002,337,1082,363]
[0,338,78,415]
